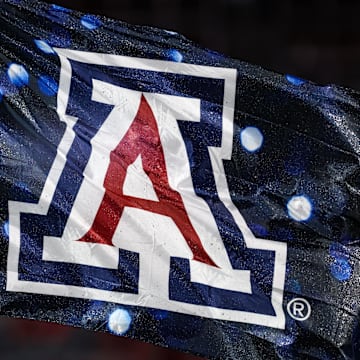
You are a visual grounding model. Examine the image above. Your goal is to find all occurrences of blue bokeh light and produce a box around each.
[330,257,352,282]
[287,195,313,222]
[0,87,3,102]
[240,126,264,152]
[286,74,306,86]
[81,15,102,30]
[50,4,71,13]
[34,39,55,54]
[168,49,183,62]
[38,75,58,96]
[108,308,132,335]
[3,221,9,238]
[7,63,29,87]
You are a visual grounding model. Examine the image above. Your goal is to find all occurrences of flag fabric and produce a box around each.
[0,0,360,358]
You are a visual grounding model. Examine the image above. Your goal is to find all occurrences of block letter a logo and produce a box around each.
[79,94,217,267]
[7,50,287,330]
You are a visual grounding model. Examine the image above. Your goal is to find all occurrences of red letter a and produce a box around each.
[78,94,217,267]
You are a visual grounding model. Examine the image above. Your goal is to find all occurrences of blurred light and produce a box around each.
[50,4,71,13]
[287,195,312,222]
[7,63,29,87]
[81,15,102,30]
[108,308,132,335]
[330,257,352,282]
[240,126,263,152]
[3,221,9,238]
[168,49,183,62]
[34,39,55,54]
[7,63,29,86]
[286,74,306,86]
[38,75,58,96]
[164,30,178,36]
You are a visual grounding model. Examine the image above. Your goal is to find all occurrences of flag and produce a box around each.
[0,0,359,358]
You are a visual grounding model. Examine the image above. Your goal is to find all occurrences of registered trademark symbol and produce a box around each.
[287,298,311,321]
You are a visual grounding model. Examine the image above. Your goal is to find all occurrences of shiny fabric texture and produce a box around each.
[0,0,360,359]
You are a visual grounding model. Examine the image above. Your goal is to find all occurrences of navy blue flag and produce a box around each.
[0,0,360,358]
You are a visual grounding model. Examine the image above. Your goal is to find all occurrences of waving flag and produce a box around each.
[0,0,359,358]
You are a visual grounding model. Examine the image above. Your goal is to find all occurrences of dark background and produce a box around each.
[1,1,359,359]
[50,0,360,90]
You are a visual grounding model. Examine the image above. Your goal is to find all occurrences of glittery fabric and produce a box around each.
[0,0,359,359]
